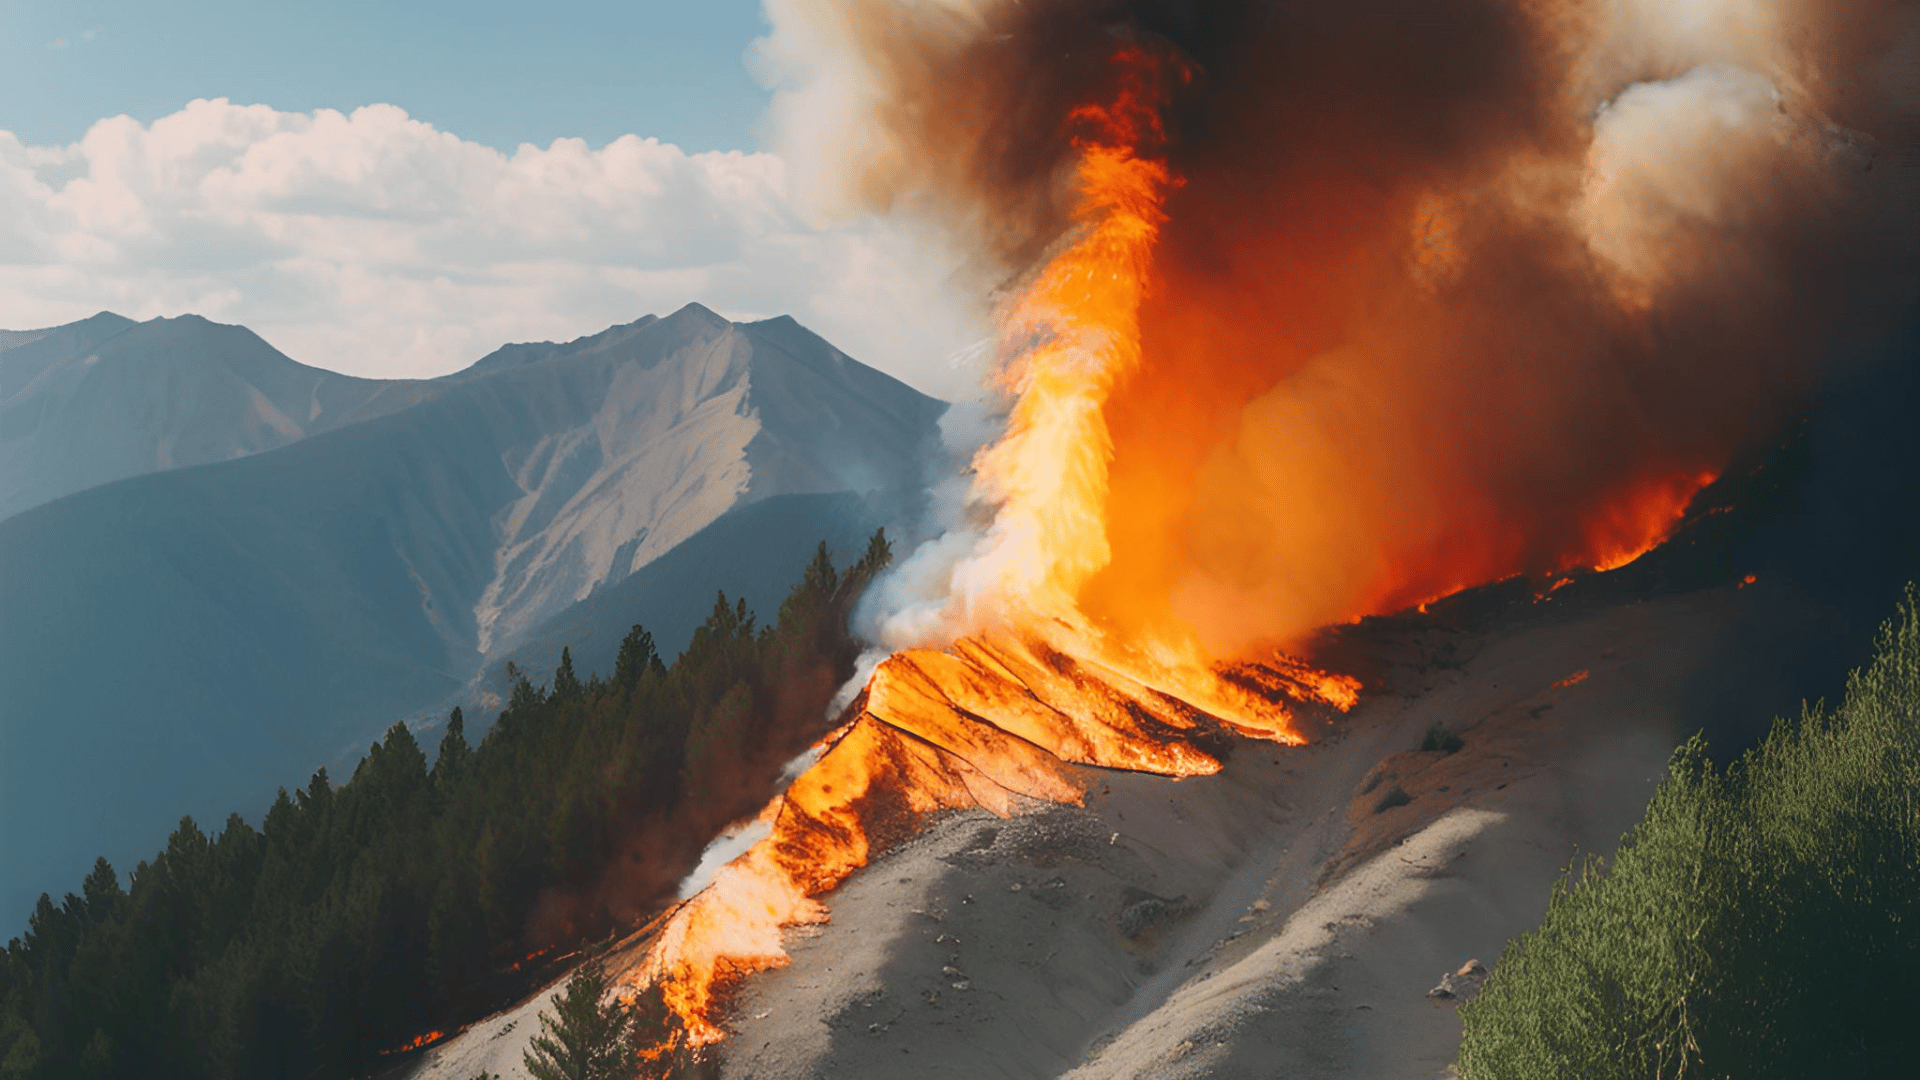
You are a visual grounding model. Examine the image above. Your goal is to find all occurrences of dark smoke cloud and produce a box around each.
[763,0,1917,654]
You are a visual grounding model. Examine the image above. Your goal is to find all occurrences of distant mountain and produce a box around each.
[0,313,436,522]
[0,311,134,396]
[451,303,944,651]
[455,313,660,378]
[491,490,894,701]
[0,303,944,925]
[0,328,51,353]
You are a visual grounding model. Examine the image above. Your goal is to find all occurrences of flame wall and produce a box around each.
[761,0,1912,657]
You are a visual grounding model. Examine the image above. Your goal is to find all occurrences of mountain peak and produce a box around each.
[0,312,427,521]
[1,311,140,403]
[149,312,213,325]
[76,311,135,331]
[665,301,731,329]
[460,314,661,376]
[0,311,132,339]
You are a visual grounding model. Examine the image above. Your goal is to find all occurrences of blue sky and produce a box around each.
[2,0,773,152]
[0,0,985,392]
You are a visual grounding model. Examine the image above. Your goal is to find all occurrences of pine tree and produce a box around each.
[433,707,473,790]
[553,648,583,701]
[860,527,891,577]
[802,541,838,595]
[80,857,123,918]
[522,960,639,1080]
[614,625,662,689]
[0,1014,41,1080]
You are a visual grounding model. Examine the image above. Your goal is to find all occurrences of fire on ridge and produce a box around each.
[624,0,1909,1059]
[635,631,1358,1046]
[627,52,1363,1042]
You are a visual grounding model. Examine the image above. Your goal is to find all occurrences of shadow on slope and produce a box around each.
[480,491,894,717]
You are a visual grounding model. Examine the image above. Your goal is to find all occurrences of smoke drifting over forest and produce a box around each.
[760,0,1914,657]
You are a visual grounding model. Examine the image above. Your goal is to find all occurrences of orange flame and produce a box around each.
[1580,471,1717,572]
[1550,670,1590,690]
[626,48,1354,1046]
[378,1030,445,1056]
[624,29,1717,1050]
[940,45,1179,637]
[505,944,555,974]
[633,632,1342,1045]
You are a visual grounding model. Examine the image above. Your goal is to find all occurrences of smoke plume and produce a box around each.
[761,0,1914,658]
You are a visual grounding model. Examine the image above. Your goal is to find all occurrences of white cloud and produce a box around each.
[0,98,986,391]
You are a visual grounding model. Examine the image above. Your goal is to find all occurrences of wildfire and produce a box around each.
[623,0,1802,1049]
[505,944,555,974]
[1580,471,1719,573]
[935,44,1179,639]
[626,45,1357,1049]
[633,632,1345,1046]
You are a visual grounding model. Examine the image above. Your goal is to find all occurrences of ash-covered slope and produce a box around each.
[0,312,432,522]
[0,303,944,927]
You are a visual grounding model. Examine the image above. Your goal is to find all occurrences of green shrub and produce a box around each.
[1457,587,1920,1079]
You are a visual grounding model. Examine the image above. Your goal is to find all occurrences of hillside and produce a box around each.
[404,308,1920,1080]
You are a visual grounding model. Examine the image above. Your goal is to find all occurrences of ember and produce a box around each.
[378,1030,445,1056]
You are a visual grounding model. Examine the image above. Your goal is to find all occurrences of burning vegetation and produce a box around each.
[0,538,896,1078]
[630,0,1914,1063]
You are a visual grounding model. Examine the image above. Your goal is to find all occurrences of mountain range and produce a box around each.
[0,303,946,926]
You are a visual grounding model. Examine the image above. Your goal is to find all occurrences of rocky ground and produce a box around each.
[697,587,1738,1080]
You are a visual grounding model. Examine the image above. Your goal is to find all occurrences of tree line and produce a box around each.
[1458,585,1920,1078]
[0,533,892,1080]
